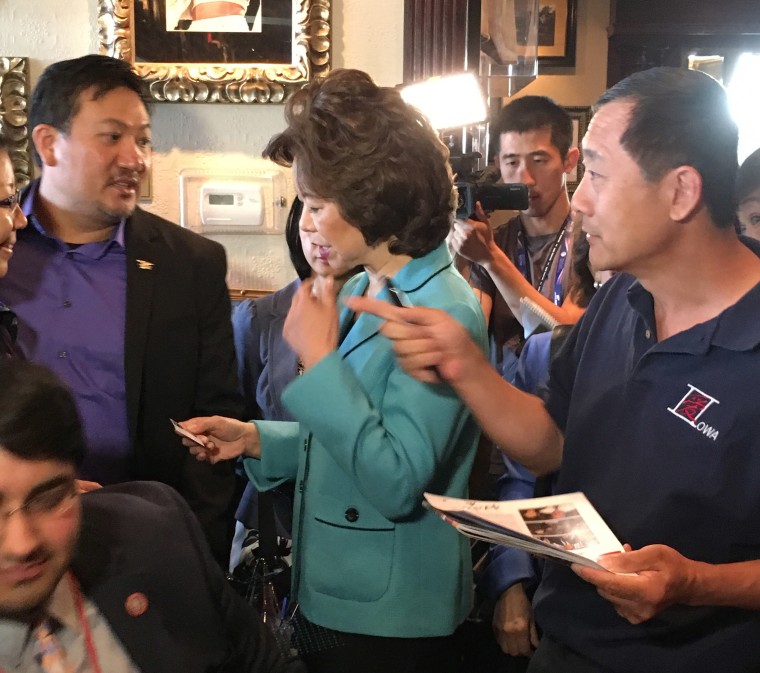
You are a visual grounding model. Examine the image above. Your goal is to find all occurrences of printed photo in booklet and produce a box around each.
[424,491,625,571]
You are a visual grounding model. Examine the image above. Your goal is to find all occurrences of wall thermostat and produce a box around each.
[200,182,263,227]
[179,166,288,235]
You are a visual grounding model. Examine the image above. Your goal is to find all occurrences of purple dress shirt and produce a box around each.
[1,184,131,483]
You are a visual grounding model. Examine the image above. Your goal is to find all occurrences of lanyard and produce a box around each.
[0,573,103,673]
[69,573,104,673]
[515,214,571,306]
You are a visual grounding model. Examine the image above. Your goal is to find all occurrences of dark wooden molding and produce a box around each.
[609,0,760,37]
[403,0,480,83]
[607,0,760,87]
[229,288,271,301]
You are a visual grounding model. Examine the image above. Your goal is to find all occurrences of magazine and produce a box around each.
[424,491,624,571]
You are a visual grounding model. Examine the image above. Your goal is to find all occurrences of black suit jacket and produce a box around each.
[123,208,244,563]
[73,482,304,673]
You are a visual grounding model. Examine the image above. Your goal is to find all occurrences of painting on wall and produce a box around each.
[98,0,331,104]
[564,105,591,193]
[0,57,33,188]
[537,0,577,69]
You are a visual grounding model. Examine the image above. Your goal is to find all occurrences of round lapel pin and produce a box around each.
[125,592,149,617]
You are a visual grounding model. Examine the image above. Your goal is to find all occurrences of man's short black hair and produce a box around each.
[491,96,573,160]
[0,361,86,466]
[29,54,150,165]
[595,66,738,229]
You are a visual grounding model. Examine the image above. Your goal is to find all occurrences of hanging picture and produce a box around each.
[98,0,331,104]
[537,0,577,69]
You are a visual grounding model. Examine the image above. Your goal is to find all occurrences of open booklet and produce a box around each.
[424,492,624,571]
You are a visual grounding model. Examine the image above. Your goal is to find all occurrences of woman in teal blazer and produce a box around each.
[178,69,487,673]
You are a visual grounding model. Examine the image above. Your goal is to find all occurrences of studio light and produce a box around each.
[400,72,488,130]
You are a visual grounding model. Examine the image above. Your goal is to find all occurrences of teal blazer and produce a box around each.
[245,243,488,638]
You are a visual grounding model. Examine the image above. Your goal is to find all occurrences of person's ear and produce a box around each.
[667,165,702,222]
[564,146,580,175]
[32,124,61,168]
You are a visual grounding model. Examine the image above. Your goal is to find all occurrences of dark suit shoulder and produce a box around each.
[83,480,186,508]
[73,482,206,593]
[79,482,191,535]
[127,208,226,258]
[253,280,299,317]
[75,482,307,673]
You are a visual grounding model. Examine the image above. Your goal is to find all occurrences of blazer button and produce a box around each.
[344,507,359,523]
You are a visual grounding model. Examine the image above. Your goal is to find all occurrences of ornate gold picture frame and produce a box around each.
[0,57,33,188]
[98,0,330,104]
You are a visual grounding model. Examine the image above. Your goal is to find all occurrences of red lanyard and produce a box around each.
[68,572,104,673]
[0,572,103,673]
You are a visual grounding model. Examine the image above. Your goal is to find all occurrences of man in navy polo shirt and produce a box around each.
[350,67,760,673]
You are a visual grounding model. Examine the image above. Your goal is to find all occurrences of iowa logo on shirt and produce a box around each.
[667,384,720,441]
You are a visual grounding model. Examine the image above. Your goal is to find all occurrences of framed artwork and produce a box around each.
[98,0,331,104]
[537,0,577,69]
[0,57,33,188]
[563,105,591,193]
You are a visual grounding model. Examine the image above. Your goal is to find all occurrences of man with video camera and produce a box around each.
[449,96,582,382]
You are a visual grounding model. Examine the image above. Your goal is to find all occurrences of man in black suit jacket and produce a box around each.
[0,360,303,672]
[1,55,243,565]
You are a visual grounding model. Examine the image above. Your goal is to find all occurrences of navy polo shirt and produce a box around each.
[533,270,760,673]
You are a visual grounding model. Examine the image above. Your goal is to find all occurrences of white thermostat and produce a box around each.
[200,182,263,227]
[179,166,289,235]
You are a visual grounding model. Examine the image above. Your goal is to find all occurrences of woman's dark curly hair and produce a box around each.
[263,69,456,258]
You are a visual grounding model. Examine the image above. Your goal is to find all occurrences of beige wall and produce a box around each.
[0,0,404,290]
[0,0,607,289]
[516,0,610,105]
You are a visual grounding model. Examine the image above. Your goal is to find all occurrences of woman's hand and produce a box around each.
[283,276,339,370]
[175,416,261,464]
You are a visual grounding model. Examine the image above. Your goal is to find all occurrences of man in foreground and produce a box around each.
[0,360,303,673]
[350,67,760,672]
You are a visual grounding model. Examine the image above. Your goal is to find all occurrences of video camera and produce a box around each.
[451,152,528,219]
[455,180,529,219]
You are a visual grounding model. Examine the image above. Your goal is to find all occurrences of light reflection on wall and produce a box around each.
[726,53,760,163]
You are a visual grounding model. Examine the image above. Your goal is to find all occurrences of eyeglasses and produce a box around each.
[1,481,79,531]
[0,189,21,210]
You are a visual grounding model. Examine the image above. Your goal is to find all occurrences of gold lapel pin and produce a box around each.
[136,259,154,271]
